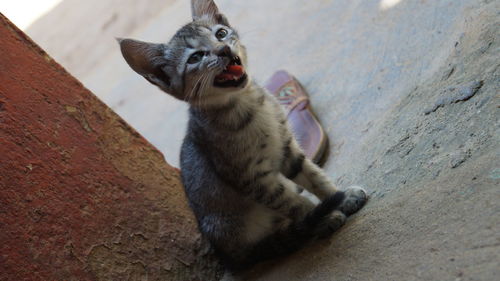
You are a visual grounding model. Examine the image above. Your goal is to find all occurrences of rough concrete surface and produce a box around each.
[21,0,500,280]
[0,15,221,281]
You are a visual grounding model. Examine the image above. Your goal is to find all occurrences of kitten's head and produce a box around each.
[119,0,248,106]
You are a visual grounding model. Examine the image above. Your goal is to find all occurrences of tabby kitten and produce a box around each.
[119,0,368,270]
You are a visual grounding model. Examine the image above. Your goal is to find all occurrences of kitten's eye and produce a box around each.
[187,51,204,64]
[215,28,228,40]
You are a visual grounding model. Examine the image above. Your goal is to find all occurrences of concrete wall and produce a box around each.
[0,14,220,281]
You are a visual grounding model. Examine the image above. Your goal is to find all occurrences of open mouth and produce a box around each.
[214,56,247,88]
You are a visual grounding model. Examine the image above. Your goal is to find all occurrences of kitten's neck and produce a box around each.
[189,81,264,131]
[190,79,260,111]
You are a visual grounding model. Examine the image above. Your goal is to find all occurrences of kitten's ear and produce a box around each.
[191,0,229,25]
[118,38,172,92]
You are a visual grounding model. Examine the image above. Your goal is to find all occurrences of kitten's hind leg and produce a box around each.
[285,145,368,215]
[282,139,339,200]
[283,139,368,215]
[300,159,368,216]
[338,185,368,216]
[240,172,316,221]
[231,192,345,269]
[313,210,346,238]
[288,156,340,200]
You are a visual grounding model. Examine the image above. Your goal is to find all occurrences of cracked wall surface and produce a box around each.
[0,15,221,281]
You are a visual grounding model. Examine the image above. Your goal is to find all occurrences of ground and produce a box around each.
[24,0,499,280]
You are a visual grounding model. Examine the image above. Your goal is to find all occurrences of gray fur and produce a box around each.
[119,0,368,270]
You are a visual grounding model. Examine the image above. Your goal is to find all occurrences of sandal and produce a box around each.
[264,70,329,164]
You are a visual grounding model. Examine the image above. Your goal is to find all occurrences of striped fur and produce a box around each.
[119,0,368,271]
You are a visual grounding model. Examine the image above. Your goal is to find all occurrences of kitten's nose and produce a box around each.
[216,45,232,58]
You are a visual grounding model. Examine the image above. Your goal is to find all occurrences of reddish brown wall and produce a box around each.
[0,14,220,281]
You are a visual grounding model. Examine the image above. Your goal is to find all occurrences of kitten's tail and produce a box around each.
[227,191,345,271]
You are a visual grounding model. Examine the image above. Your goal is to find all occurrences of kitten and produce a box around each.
[119,0,368,271]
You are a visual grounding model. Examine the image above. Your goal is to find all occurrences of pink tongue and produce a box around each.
[217,65,244,80]
[227,65,243,76]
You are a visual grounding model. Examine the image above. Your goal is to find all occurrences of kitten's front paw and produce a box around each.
[339,186,368,216]
[314,210,346,238]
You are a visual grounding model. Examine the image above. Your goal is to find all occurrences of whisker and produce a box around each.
[192,71,210,107]
[186,73,206,104]
[193,72,209,99]
[198,72,212,108]
[200,71,216,108]
[207,60,219,69]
